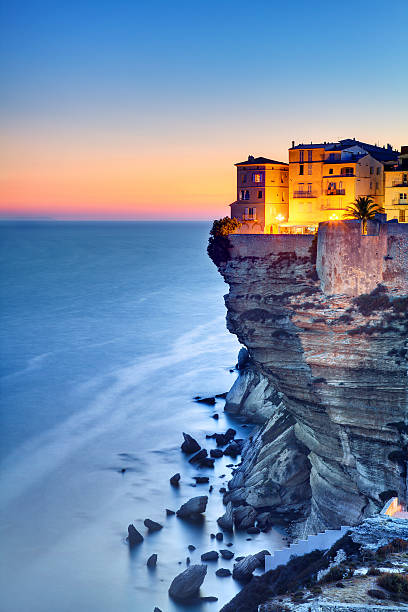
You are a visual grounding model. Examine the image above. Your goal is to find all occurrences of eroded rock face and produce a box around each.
[217,231,408,536]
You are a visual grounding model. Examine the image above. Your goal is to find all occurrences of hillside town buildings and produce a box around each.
[230,139,407,233]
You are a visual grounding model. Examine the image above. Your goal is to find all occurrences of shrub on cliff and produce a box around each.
[207,217,241,266]
[354,284,390,316]
[377,572,408,597]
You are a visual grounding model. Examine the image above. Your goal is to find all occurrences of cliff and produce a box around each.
[215,220,408,536]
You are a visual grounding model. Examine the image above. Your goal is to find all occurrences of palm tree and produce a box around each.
[343,196,385,234]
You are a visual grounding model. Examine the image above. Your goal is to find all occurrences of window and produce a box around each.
[307,183,312,193]
[308,164,312,175]
[400,193,407,200]
[329,168,333,174]
[298,183,304,190]
[399,210,406,222]
[370,181,372,189]
[370,166,374,174]
[280,172,285,183]
[242,174,247,183]
[341,167,353,176]
[339,181,343,189]
[245,190,250,200]
[307,150,312,162]
[376,167,380,175]
[299,151,304,162]
[328,182,336,190]
[240,190,245,200]
[403,174,408,184]
[258,190,263,199]
[299,164,304,175]
[252,172,263,183]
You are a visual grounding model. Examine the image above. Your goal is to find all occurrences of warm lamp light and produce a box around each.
[275,214,284,222]
[329,214,338,220]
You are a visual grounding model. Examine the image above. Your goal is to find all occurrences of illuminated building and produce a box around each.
[384,146,408,223]
[229,140,405,234]
[230,156,288,234]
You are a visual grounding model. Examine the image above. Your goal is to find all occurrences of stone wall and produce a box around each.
[228,233,313,259]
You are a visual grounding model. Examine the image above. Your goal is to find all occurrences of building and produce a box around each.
[384,146,408,223]
[228,139,406,234]
[285,139,399,233]
[230,156,288,234]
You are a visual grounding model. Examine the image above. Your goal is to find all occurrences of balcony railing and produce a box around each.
[242,214,257,220]
[326,189,345,196]
[293,190,316,198]
[392,198,408,206]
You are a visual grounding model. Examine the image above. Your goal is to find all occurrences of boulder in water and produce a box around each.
[127,524,143,546]
[168,564,207,601]
[176,496,208,518]
[200,550,219,561]
[144,518,163,532]
[181,433,201,454]
[147,553,158,568]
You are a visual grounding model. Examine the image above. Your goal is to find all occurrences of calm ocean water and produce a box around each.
[0,222,285,612]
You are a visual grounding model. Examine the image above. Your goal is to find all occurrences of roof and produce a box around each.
[324,153,366,164]
[235,156,288,166]
[291,139,399,163]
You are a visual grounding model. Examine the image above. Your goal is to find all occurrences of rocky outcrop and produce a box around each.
[176,496,208,518]
[214,222,408,536]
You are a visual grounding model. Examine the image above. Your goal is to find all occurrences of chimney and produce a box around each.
[387,144,392,150]
[248,155,254,161]
[291,140,295,148]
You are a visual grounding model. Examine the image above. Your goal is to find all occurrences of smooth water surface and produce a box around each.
[0,222,286,612]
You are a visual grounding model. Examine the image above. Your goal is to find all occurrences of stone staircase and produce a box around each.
[264,525,349,571]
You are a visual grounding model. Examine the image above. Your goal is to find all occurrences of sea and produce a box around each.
[0,221,286,612]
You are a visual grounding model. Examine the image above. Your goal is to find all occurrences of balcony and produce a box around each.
[293,190,316,198]
[391,198,408,206]
[326,189,345,196]
[242,214,257,220]
[392,180,408,187]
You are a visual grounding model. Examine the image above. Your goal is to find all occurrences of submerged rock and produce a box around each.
[181,433,201,454]
[210,448,223,458]
[127,524,143,546]
[193,476,209,484]
[170,473,181,486]
[144,518,163,532]
[188,449,207,464]
[147,553,157,568]
[220,549,234,560]
[168,564,207,601]
[176,496,208,518]
[166,509,175,516]
[216,568,231,577]
[201,551,219,561]
[195,397,216,405]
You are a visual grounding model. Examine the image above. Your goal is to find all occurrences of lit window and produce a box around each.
[399,210,406,222]
[240,190,245,200]
[341,167,353,176]
[252,173,263,183]
[299,164,304,175]
[258,190,262,199]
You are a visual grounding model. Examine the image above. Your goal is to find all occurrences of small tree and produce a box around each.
[207,216,241,266]
[343,196,385,234]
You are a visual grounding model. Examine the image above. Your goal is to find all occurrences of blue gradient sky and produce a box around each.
[1,0,407,218]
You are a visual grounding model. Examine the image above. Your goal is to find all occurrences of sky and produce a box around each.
[1,0,407,220]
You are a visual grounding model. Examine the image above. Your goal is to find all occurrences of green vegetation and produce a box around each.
[353,284,390,316]
[343,196,385,234]
[207,216,241,266]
